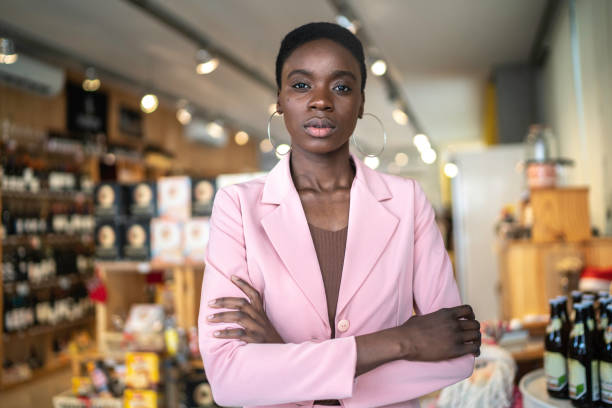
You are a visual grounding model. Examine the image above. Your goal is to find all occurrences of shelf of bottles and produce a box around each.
[1,144,98,388]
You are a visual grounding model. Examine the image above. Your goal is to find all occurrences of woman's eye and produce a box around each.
[334,84,351,93]
[292,82,310,89]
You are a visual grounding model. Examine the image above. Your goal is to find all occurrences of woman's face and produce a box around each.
[277,39,364,155]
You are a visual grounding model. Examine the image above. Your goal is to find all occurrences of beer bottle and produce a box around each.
[600,303,612,407]
[546,299,569,398]
[569,303,595,406]
[572,291,583,322]
[583,300,601,404]
[558,295,571,343]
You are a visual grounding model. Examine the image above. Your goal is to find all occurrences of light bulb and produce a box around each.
[371,60,387,76]
[444,163,459,178]
[140,93,159,114]
[413,134,430,152]
[392,108,408,126]
[364,156,380,169]
[421,148,437,164]
[235,131,249,146]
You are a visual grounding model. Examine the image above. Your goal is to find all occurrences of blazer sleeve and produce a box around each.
[198,186,358,407]
[343,180,475,408]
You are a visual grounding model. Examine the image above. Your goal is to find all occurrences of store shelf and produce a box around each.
[0,356,71,391]
[3,273,90,293]
[3,233,94,248]
[1,189,92,203]
[95,260,205,273]
[3,315,95,343]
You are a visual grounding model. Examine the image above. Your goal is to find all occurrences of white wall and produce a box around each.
[537,0,612,235]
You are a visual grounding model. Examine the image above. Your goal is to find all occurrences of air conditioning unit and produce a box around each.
[185,118,228,147]
[0,54,65,96]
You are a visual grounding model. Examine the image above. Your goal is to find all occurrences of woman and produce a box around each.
[199,22,481,408]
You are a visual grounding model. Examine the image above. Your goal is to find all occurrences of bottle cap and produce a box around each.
[583,294,596,301]
[571,290,582,296]
[607,303,612,313]
[556,295,568,302]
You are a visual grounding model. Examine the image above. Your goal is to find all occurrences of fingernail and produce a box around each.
[231,275,239,282]
[207,314,215,320]
[213,331,220,336]
[208,299,216,306]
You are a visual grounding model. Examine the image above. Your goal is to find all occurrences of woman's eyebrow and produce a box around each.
[286,69,357,81]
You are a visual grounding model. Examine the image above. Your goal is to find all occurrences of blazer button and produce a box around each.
[337,319,350,332]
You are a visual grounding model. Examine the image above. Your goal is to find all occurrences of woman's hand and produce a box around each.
[206,275,284,344]
[396,304,481,361]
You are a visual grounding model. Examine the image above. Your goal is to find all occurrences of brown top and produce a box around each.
[307,222,348,339]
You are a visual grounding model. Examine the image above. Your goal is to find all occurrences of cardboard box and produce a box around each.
[94,220,122,260]
[123,219,151,261]
[128,182,157,218]
[157,176,191,221]
[94,183,123,218]
[150,218,183,264]
[183,217,210,263]
[191,178,216,216]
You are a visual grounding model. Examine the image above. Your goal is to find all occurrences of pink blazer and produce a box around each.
[198,151,474,408]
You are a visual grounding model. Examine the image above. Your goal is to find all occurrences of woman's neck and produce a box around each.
[289,146,355,194]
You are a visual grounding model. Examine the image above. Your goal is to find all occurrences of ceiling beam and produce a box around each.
[123,0,277,92]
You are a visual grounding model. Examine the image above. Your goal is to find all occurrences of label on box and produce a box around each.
[151,219,183,264]
[126,352,160,389]
[124,221,150,261]
[157,176,191,221]
[183,217,210,263]
[130,182,156,218]
[192,179,215,216]
[124,389,158,408]
[95,222,121,260]
[95,183,122,218]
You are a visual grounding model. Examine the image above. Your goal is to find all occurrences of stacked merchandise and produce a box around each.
[94,177,216,263]
[544,290,612,407]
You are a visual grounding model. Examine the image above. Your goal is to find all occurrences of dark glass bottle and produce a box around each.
[584,300,601,404]
[558,295,571,343]
[569,303,596,406]
[572,291,583,322]
[600,303,612,407]
[546,299,569,398]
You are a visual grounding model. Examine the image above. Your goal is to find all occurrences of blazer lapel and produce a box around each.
[260,151,399,328]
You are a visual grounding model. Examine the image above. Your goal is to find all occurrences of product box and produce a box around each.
[183,217,210,264]
[191,178,216,216]
[125,352,160,390]
[94,183,123,218]
[157,176,191,221]
[128,182,157,218]
[180,368,214,408]
[124,389,158,408]
[123,219,151,261]
[150,218,183,264]
[94,220,122,260]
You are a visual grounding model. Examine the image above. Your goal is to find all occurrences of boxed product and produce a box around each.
[183,217,210,263]
[191,178,216,216]
[125,352,160,389]
[94,183,124,218]
[128,182,157,218]
[151,218,183,264]
[180,368,215,408]
[124,389,158,408]
[94,220,122,260]
[123,219,151,261]
[157,176,191,221]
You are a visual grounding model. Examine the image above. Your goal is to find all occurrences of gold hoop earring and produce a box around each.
[351,112,387,157]
[267,111,291,156]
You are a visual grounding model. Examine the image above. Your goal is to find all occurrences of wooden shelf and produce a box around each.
[3,315,95,343]
[3,233,94,248]
[2,273,90,293]
[95,260,204,273]
[0,355,71,390]
[1,189,92,203]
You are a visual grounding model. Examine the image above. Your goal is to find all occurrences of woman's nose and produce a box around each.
[308,88,333,111]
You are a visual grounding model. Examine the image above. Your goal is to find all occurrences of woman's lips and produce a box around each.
[304,126,335,137]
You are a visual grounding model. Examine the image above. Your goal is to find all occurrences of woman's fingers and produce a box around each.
[213,328,246,339]
[460,329,481,343]
[207,311,260,331]
[458,319,481,331]
[209,297,260,321]
[230,276,263,311]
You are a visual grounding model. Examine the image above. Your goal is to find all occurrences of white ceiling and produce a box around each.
[0,0,546,172]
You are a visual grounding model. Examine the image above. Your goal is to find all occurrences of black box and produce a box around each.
[94,183,123,218]
[191,178,216,217]
[127,182,157,218]
[94,220,122,260]
[122,219,151,261]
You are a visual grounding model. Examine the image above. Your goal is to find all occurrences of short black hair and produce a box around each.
[275,22,367,93]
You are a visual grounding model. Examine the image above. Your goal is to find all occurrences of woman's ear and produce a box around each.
[276,96,283,114]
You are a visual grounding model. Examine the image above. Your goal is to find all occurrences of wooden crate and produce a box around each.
[531,187,591,243]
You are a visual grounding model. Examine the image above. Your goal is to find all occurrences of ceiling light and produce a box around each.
[421,148,437,164]
[235,131,249,146]
[364,156,380,169]
[335,15,358,34]
[206,121,224,139]
[196,49,219,74]
[176,107,192,125]
[0,38,18,64]
[444,162,459,178]
[394,152,409,167]
[82,67,100,92]
[371,59,387,76]
[140,93,159,114]
[275,143,291,159]
[413,133,431,152]
[259,138,273,153]
[392,108,408,126]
